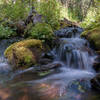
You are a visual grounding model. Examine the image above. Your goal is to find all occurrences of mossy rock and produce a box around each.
[4,39,43,69]
[60,21,69,28]
[59,18,79,29]
[81,26,100,51]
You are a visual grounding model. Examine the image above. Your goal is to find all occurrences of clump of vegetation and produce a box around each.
[81,0,100,28]
[0,0,100,41]
[0,0,62,40]
[0,0,28,39]
[29,23,54,41]
[35,0,61,30]
[81,0,100,51]
[0,0,29,22]
[0,25,16,38]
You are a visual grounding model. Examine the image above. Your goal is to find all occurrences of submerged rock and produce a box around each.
[4,39,43,69]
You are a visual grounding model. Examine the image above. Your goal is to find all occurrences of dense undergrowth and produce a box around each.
[0,0,62,42]
[0,0,99,41]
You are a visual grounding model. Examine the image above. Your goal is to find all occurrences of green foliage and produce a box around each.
[68,6,83,21]
[0,25,16,38]
[0,0,29,22]
[29,23,54,41]
[35,0,61,30]
[80,8,97,28]
[81,0,100,28]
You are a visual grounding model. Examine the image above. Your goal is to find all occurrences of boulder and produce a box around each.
[81,26,100,51]
[4,39,43,69]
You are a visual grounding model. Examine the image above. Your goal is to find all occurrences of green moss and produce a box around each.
[25,55,32,64]
[38,71,51,76]
[60,21,71,29]
[0,25,16,39]
[4,39,42,57]
[4,39,43,69]
[81,26,100,50]
[34,0,61,30]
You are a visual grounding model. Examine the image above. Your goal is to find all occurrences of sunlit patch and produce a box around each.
[0,86,11,100]
[31,83,66,100]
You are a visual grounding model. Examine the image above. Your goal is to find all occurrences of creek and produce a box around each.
[0,27,99,100]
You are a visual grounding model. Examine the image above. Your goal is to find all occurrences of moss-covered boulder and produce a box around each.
[81,26,100,51]
[4,39,43,69]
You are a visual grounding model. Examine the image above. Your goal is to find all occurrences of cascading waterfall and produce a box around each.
[56,38,95,71]
[55,27,96,71]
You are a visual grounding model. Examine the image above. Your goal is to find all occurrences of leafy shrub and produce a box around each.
[0,25,16,38]
[29,23,54,41]
[81,0,100,28]
[35,0,61,30]
[0,0,29,22]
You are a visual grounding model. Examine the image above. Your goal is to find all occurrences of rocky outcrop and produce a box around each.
[4,39,43,69]
[81,26,100,72]
[81,26,100,51]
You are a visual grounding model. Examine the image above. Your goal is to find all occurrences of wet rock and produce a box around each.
[91,74,100,91]
[4,39,43,69]
[39,58,52,65]
[35,62,62,72]
[41,52,54,60]
[54,27,83,38]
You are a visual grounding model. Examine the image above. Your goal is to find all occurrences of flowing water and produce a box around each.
[0,28,99,100]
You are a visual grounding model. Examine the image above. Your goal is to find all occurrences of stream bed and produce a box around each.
[0,27,99,100]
